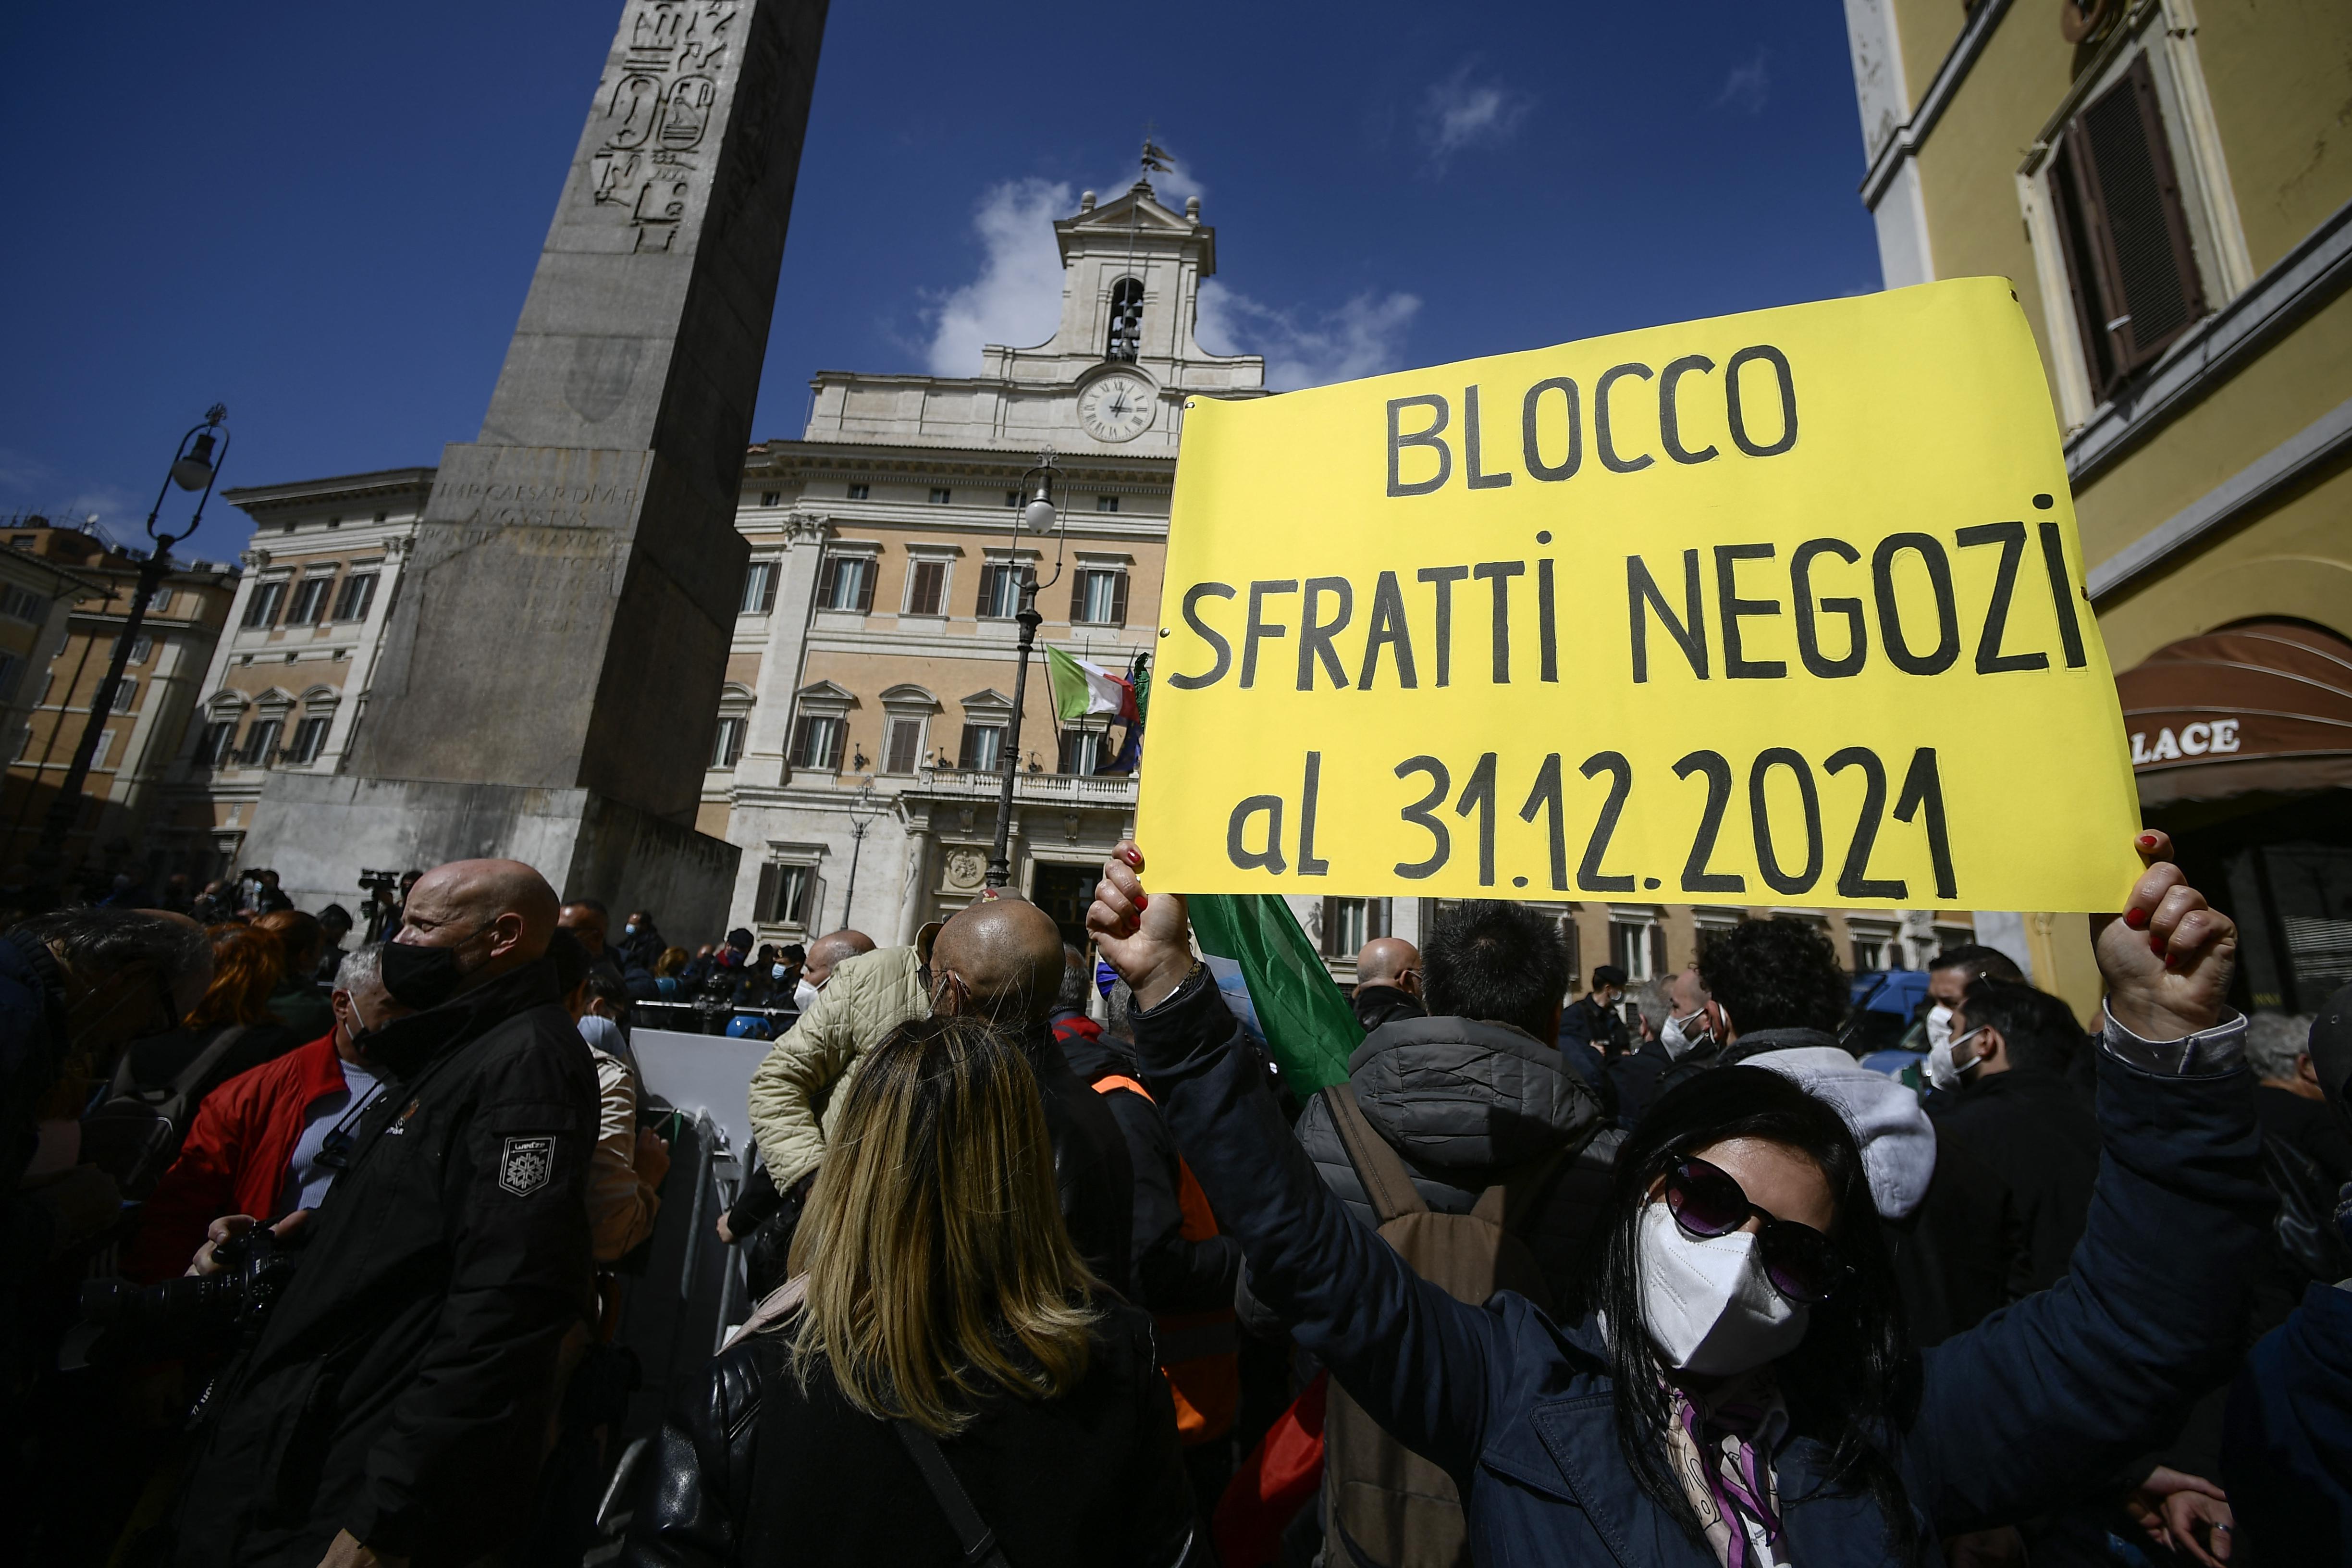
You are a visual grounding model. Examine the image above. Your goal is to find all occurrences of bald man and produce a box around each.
[788,927,874,1014]
[928,900,1135,1294]
[736,901,1135,1295]
[1352,936,1427,1034]
[175,858,599,1568]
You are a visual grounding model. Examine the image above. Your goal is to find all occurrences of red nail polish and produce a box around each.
[2124,908,2149,930]
[1136,894,1148,910]
[2165,951,2183,971]
[2138,833,2159,849]
[2149,935,2167,955]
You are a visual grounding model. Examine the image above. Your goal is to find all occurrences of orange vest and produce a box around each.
[1093,1074,1240,1444]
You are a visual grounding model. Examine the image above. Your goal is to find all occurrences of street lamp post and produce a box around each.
[985,455,1064,890]
[837,781,880,929]
[32,406,230,892]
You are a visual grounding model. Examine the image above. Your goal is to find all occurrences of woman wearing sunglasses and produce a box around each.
[1089,832,2267,1565]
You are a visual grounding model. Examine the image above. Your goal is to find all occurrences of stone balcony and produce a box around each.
[906,767,1138,805]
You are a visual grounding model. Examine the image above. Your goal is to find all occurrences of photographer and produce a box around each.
[171,859,599,1568]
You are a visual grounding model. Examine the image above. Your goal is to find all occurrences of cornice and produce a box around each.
[222,466,439,516]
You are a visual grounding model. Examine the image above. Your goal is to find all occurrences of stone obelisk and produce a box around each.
[240,0,828,934]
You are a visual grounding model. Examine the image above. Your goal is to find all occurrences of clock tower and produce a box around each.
[713,170,1271,954]
[801,179,1267,455]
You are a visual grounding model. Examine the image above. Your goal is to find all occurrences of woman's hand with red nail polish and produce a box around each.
[2094,829,2236,1041]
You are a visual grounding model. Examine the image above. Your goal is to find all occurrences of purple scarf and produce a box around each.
[1672,1388,1785,1568]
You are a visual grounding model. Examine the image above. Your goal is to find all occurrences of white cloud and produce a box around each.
[923,178,1075,376]
[1715,47,1771,115]
[1197,282,1423,391]
[1419,62,1534,165]
[920,155,1416,392]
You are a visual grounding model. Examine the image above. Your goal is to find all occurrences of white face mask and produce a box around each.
[1636,1199,1810,1377]
[793,978,820,1012]
[1927,1023,1988,1092]
[1925,1003,1955,1053]
[1661,1007,1713,1060]
[771,963,789,981]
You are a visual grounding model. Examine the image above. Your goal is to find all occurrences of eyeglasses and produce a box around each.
[1660,1155,1849,1305]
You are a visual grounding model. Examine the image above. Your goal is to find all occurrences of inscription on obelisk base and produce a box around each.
[236,0,829,934]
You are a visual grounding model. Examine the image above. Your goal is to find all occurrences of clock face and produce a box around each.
[1079,373,1156,443]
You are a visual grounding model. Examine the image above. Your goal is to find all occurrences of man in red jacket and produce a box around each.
[126,944,411,1281]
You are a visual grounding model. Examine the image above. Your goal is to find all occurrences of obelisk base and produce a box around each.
[239,772,740,939]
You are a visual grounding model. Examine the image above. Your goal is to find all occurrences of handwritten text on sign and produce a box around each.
[1136,280,2144,912]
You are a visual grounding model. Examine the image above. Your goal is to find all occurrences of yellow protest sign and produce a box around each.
[1138,278,2144,912]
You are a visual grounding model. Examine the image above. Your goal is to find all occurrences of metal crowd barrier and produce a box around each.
[629,1000,800,1037]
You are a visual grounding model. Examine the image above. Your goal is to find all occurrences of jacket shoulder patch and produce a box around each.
[499,1135,556,1196]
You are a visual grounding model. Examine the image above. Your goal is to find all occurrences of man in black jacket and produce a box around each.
[1556,962,1629,1059]
[1348,937,1426,1035]
[1929,977,2103,1300]
[172,858,599,1568]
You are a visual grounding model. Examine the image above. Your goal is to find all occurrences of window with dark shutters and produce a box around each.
[885,717,924,774]
[1071,568,1128,625]
[817,554,876,613]
[2047,54,2205,399]
[957,722,1005,772]
[789,714,843,771]
[906,559,946,616]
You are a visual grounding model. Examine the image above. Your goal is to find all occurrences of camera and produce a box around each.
[80,1227,301,1355]
[357,868,402,898]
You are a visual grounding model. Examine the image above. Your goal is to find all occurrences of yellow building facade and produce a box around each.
[1847,0,2352,1015]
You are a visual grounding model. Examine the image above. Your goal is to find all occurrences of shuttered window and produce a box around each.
[957,722,1005,772]
[2047,55,2205,399]
[976,563,1022,618]
[1070,568,1128,625]
[817,554,876,612]
[790,714,843,771]
[885,716,925,774]
[755,864,820,927]
[905,559,947,616]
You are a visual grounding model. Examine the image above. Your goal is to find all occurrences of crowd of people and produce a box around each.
[0,830,2345,1565]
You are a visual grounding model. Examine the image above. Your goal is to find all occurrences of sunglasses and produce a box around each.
[1661,1155,1849,1305]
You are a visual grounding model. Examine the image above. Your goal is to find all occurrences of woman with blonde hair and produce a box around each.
[626,1014,1194,1568]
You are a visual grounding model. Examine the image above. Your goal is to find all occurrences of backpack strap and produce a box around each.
[112,1023,250,1105]
[1092,1072,1153,1103]
[1468,1146,1572,1233]
[1321,1083,1428,1225]
[892,1420,1014,1568]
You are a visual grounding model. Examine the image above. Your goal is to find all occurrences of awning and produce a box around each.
[2117,619,2352,806]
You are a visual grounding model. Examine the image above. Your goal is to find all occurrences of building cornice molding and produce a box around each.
[2086,393,2352,604]
[749,440,1178,485]
[221,467,439,514]
[1858,0,2014,210]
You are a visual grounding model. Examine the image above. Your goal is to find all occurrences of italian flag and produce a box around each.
[1045,646,1139,724]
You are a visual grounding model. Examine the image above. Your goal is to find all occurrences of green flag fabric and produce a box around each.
[1189,892,1360,1093]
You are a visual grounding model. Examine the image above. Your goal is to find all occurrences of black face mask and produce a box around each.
[379,931,480,1010]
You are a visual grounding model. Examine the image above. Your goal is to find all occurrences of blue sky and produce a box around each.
[0,2,1878,560]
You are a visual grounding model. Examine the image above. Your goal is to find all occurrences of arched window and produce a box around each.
[1106,277,1144,361]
